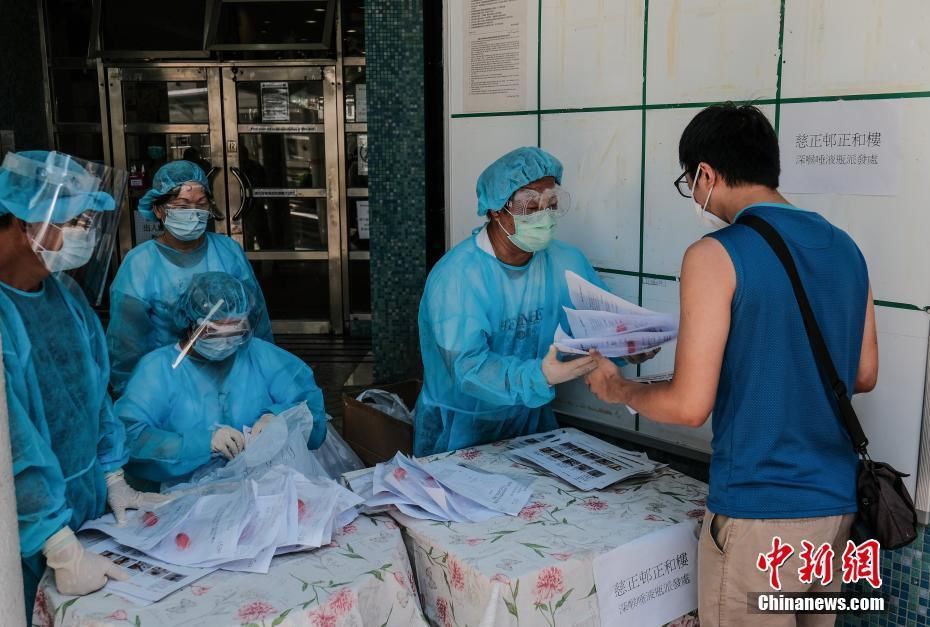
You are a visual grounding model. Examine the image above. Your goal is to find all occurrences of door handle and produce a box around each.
[229,166,254,221]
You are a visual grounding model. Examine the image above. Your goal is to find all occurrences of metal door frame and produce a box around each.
[221,64,343,334]
[105,61,347,335]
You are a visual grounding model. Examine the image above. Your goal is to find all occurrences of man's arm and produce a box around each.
[854,285,878,393]
[585,237,735,427]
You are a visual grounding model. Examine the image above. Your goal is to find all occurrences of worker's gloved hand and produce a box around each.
[43,527,129,596]
[105,470,172,526]
[624,347,661,365]
[250,413,275,438]
[211,426,246,460]
[541,345,598,386]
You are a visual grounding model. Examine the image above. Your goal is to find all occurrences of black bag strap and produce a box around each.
[736,213,869,455]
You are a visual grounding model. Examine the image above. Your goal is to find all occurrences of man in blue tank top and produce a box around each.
[585,104,879,626]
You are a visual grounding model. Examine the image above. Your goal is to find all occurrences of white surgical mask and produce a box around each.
[690,166,728,230]
[37,227,98,273]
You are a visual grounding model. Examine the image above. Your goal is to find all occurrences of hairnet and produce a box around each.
[0,151,116,223]
[174,272,253,329]
[138,160,212,221]
[475,147,563,216]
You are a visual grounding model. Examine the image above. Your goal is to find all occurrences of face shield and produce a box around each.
[0,151,127,304]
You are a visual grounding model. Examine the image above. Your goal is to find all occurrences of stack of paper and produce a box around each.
[509,431,664,491]
[554,271,679,358]
[82,466,362,575]
[351,453,533,523]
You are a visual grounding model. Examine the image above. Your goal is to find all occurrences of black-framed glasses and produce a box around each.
[674,170,693,198]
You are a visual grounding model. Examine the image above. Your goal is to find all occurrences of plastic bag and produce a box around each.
[356,389,414,424]
[165,402,327,492]
[311,421,365,477]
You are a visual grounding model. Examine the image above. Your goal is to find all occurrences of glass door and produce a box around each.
[221,65,342,334]
[108,66,226,250]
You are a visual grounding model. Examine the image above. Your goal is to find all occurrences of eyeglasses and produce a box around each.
[506,186,572,217]
[674,170,693,199]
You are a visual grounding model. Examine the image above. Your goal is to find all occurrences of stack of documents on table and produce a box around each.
[82,466,362,576]
[350,453,533,523]
[554,270,679,358]
[509,430,664,491]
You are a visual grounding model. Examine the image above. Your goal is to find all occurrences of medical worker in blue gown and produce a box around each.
[0,151,169,619]
[115,272,327,486]
[106,160,273,394]
[415,147,656,456]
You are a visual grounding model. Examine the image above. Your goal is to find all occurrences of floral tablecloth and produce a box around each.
[34,514,427,627]
[393,429,707,627]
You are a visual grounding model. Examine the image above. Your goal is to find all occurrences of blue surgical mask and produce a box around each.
[164,208,210,241]
[194,334,248,361]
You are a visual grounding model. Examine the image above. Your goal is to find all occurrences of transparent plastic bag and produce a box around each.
[311,421,365,477]
[356,389,414,424]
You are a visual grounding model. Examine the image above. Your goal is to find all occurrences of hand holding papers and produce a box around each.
[554,271,678,358]
[354,453,534,523]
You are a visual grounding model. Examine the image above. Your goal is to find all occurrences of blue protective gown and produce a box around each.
[115,338,326,485]
[1,274,128,615]
[414,229,610,456]
[107,232,274,394]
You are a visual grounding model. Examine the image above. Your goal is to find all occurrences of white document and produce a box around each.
[426,460,532,516]
[779,99,901,196]
[355,85,368,122]
[364,453,531,522]
[462,0,528,113]
[556,272,679,358]
[566,271,651,315]
[510,432,661,491]
[80,493,197,551]
[593,522,699,627]
[81,533,214,606]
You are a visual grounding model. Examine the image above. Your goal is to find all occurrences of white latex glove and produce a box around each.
[211,426,246,460]
[250,413,275,438]
[541,345,598,386]
[43,527,129,596]
[105,470,173,526]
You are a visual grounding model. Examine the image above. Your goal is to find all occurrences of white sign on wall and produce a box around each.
[356,200,370,240]
[779,100,901,196]
[463,0,528,113]
[593,522,699,627]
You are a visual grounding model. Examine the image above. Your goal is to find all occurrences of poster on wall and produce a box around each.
[779,100,901,196]
[261,82,290,122]
[463,0,528,113]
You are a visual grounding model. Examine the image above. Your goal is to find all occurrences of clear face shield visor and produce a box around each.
[504,185,572,222]
[0,151,127,304]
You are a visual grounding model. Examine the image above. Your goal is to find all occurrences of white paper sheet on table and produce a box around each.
[426,460,533,516]
[510,432,662,491]
[81,533,215,606]
[362,453,532,522]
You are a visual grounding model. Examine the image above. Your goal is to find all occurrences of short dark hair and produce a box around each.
[0,213,12,230]
[678,103,780,189]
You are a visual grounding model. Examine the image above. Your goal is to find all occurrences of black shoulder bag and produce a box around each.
[737,213,917,550]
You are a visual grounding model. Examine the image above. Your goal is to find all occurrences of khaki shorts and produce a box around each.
[698,509,855,627]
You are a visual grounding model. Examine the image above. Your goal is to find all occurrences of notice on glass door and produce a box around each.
[463,0,528,113]
[261,82,290,122]
[357,200,370,240]
[357,135,369,176]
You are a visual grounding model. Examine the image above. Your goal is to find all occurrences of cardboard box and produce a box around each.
[342,380,419,466]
